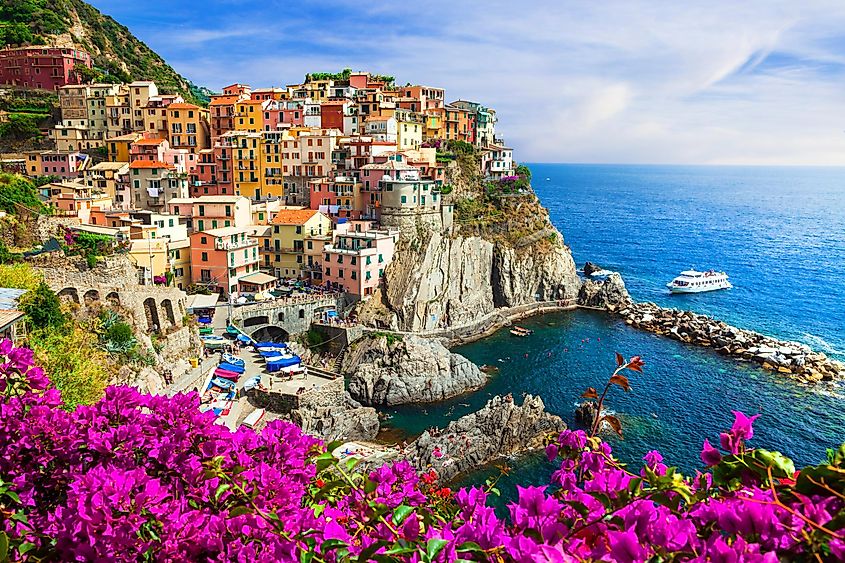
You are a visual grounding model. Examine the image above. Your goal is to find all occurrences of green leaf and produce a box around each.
[4,490,21,504]
[426,538,449,561]
[0,532,8,560]
[456,541,484,553]
[214,483,231,501]
[228,505,251,517]
[321,539,348,552]
[364,479,378,494]
[18,542,35,555]
[392,504,414,525]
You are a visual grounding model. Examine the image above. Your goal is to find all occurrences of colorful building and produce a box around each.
[322,222,399,298]
[0,46,92,91]
[166,103,210,152]
[267,208,332,278]
[24,150,88,180]
[189,226,261,296]
[83,161,130,210]
[129,160,188,212]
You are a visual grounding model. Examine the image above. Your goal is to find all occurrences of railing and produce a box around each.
[215,237,255,250]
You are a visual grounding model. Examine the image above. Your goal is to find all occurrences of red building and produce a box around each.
[320,101,346,130]
[0,46,92,91]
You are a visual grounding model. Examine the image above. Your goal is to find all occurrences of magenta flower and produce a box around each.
[730,410,760,442]
[701,439,722,466]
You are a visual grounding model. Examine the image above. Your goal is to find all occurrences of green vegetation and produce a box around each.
[301,327,328,350]
[0,261,40,289]
[19,281,67,330]
[371,331,403,346]
[437,184,453,195]
[0,240,21,263]
[0,174,45,215]
[63,228,115,267]
[0,0,209,104]
[305,68,394,87]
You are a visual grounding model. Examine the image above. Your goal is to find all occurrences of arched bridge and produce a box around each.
[229,294,346,340]
[56,285,188,333]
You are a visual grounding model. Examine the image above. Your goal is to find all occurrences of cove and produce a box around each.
[380,309,845,498]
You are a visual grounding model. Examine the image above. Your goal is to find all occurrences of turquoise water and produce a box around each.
[383,165,845,498]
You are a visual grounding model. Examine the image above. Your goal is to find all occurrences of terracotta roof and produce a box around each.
[209,96,240,106]
[129,160,174,169]
[167,103,201,110]
[134,138,166,146]
[237,99,265,105]
[270,208,320,225]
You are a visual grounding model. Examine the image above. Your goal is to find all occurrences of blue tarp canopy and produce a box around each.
[209,377,236,390]
[236,334,252,344]
[218,362,245,374]
[266,356,302,372]
[255,341,286,348]
[197,316,212,324]
[259,350,290,358]
[326,311,338,317]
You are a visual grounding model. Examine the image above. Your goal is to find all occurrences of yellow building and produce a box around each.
[268,208,331,278]
[166,103,210,153]
[128,237,170,286]
[168,239,192,290]
[396,116,423,150]
[107,133,143,162]
[231,131,262,199]
[234,99,265,132]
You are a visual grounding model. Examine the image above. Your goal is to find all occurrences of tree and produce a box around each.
[0,240,21,264]
[19,281,67,331]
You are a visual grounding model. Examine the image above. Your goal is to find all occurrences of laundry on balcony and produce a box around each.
[318,205,329,213]
[146,187,160,197]
[328,205,340,214]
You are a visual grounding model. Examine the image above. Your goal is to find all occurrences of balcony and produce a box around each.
[215,237,255,250]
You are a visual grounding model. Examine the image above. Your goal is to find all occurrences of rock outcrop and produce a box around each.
[574,401,599,427]
[406,395,566,482]
[617,301,845,383]
[292,398,380,442]
[344,334,486,406]
[358,227,580,332]
[583,262,603,276]
[577,272,631,309]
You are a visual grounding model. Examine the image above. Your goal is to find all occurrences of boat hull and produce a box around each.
[667,282,732,294]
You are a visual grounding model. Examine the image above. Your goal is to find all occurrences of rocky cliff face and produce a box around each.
[406,395,566,482]
[291,395,380,442]
[344,334,486,405]
[358,213,580,332]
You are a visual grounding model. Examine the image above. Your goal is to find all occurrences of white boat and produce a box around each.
[666,270,732,294]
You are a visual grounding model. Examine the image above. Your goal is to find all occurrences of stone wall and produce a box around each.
[247,374,344,414]
[230,294,346,337]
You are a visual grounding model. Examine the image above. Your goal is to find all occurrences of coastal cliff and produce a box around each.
[406,394,566,482]
[343,333,486,405]
[358,189,580,332]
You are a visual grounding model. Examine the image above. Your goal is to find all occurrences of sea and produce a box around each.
[383,164,845,502]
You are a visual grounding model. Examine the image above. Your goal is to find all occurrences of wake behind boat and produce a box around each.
[666,269,732,294]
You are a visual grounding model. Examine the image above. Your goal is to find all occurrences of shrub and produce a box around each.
[0,345,842,561]
[18,281,67,331]
[0,173,45,215]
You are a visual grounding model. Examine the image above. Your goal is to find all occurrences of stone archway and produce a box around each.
[143,297,161,332]
[106,291,120,306]
[161,299,176,326]
[83,289,100,304]
[243,315,269,328]
[250,326,289,343]
[298,308,305,319]
[277,311,285,322]
[58,287,80,304]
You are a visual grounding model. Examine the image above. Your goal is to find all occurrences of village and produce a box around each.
[0,53,521,440]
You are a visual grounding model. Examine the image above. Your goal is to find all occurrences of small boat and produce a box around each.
[219,362,246,374]
[214,368,240,381]
[255,341,286,349]
[479,364,499,374]
[209,377,236,390]
[666,269,732,294]
[510,326,533,337]
[226,325,240,335]
[222,353,244,366]
[201,335,225,342]
[199,326,214,335]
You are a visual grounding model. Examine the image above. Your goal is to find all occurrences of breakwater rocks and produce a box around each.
[344,334,487,406]
[292,393,380,442]
[406,395,566,482]
[617,302,845,383]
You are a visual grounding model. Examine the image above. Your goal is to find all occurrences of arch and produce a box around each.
[298,308,305,319]
[161,299,176,326]
[83,289,100,304]
[250,326,289,342]
[58,287,80,304]
[242,315,269,328]
[143,297,161,332]
[106,291,120,305]
[277,311,285,322]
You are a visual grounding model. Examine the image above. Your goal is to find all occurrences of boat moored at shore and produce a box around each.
[667,270,731,293]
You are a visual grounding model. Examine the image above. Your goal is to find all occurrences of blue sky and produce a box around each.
[90,1,845,165]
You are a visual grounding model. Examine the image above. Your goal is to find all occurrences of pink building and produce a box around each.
[193,149,220,196]
[189,226,260,296]
[322,221,399,298]
[26,151,88,180]
[167,195,252,232]
[309,176,364,221]
[0,46,92,91]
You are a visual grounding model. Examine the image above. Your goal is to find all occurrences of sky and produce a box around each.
[88,0,845,165]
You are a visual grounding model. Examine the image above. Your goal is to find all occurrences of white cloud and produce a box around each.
[113,0,845,164]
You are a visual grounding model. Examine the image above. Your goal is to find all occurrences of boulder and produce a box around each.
[406,394,566,482]
[344,334,487,406]
[291,405,380,442]
[578,272,631,309]
[583,262,603,276]
[574,401,598,427]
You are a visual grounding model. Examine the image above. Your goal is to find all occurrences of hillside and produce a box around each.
[0,0,210,104]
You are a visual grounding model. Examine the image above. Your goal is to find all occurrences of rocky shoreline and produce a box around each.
[580,273,845,384]
[614,301,845,383]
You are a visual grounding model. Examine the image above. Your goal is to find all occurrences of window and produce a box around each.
[200,236,207,244]
[400,195,407,203]
[198,220,204,231]
[201,252,208,262]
